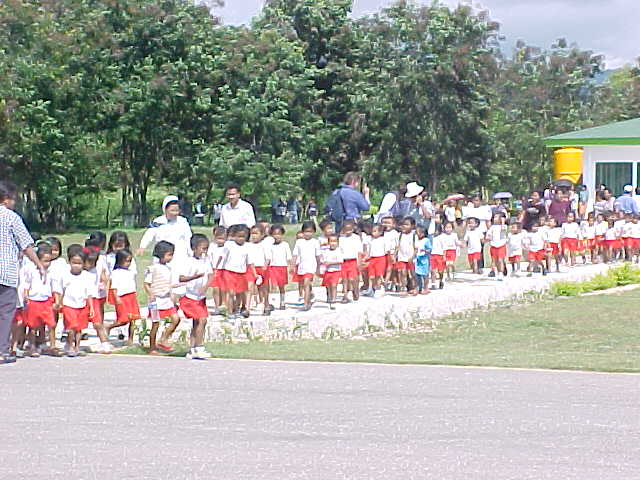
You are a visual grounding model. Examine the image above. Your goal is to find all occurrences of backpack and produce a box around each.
[324,187,347,223]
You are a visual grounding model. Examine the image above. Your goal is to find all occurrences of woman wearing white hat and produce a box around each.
[377,181,434,230]
[137,195,193,264]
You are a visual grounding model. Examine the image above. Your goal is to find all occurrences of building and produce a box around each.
[544,117,640,199]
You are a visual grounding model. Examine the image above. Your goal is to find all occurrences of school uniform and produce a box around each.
[339,234,362,279]
[560,222,581,252]
[268,242,292,288]
[396,232,418,270]
[106,253,138,304]
[111,268,141,323]
[246,242,269,284]
[145,263,178,318]
[486,224,508,259]
[23,263,55,329]
[631,222,640,249]
[507,232,525,263]
[614,220,626,250]
[383,229,400,269]
[545,227,562,255]
[85,267,104,324]
[440,232,459,263]
[464,228,484,265]
[179,256,213,319]
[55,270,92,332]
[594,221,608,247]
[526,231,546,262]
[622,222,635,249]
[207,244,226,289]
[367,236,387,277]
[220,241,251,294]
[320,249,344,287]
[581,222,596,251]
[292,238,321,281]
[604,227,618,249]
[430,235,446,272]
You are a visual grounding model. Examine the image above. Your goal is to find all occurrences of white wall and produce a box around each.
[583,146,640,200]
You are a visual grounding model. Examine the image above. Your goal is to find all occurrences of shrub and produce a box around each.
[551,264,640,296]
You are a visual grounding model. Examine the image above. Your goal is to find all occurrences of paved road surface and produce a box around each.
[1,356,639,479]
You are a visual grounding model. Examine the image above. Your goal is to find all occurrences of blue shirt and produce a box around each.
[614,194,638,215]
[338,185,370,220]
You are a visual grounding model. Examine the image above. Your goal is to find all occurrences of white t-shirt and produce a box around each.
[623,222,634,238]
[247,242,268,268]
[361,233,371,254]
[110,268,138,297]
[397,233,418,262]
[222,241,251,273]
[545,227,562,244]
[581,222,596,240]
[219,200,256,228]
[292,238,321,275]
[440,232,459,252]
[55,270,92,309]
[431,235,445,256]
[208,244,226,270]
[526,231,545,252]
[384,230,400,254]
[368,236,387,258]
[444,206,457,223]
[463,229,484,254]
[605,227,618,241]
[631,223,640,239]
[463,205,492,233]
[321,248,343,273]
[269,242,292,267]
[181,256,213,301]
[486,224,508,248]
[595,221,608,236]
[48,257,68,284]
[507,232,525,257]
[561,222,581,239]
[614,220,626,237]
[261,235,275,249]
[339,234,363,260]
[84,268,100,299]
[23,263,54,301]
[106,252,138,275]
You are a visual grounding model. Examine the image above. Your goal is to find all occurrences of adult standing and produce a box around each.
[614,185,639,214]
[334,172,370,228]
[548,190,572,226]
[376,183,408,221]
[0,181,44,364]
[219,184,256,228]
[519,190,545,232]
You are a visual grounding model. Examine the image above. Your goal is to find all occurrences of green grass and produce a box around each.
[195,289,640,372]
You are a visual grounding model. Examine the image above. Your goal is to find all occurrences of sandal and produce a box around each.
[157,343,173,352]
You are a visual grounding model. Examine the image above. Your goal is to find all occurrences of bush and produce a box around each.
[551,264,640,297]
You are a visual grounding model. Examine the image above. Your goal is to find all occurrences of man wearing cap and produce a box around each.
[614,185,639,215]
[219,184,256,228]
[137,195,193,262]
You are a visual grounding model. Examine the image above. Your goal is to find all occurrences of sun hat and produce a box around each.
[162,195,180,211]
[405,182,425,198]
[624,185,633,193]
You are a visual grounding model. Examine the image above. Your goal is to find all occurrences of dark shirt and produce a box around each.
[522,199,544,231]
[548,199,571,226]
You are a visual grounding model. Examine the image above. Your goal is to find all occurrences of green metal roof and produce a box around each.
[544,117,640,147]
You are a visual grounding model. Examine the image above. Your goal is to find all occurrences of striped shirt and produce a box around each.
[0,206,34,288]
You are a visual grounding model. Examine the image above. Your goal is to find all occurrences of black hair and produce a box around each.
[107,231,131,253]
[380,215,394,223]
[233,224,250,240]
[213,226,227,237]
[86,231,107,249]
[67,244,85,261]
[393,215,404,226]
[342,219,356,230]
[327,233,340,242]
[318,218,333,231]
[467,217,480,225]
[371,223,384,234]
[44,236,62,253]
[415,226,426,235]
[114,249,133,269]
[190,233,209,249]
[0,181,17,201]
[270,224,285,235]
[83,250,99,268]
[153,241,175,259]
[36,242,52,259]
[402,216,417,227]
[31,232,42,242]
[301,220,316,232]
[225,183,241,194]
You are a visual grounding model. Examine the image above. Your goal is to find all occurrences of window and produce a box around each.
[596,162,632,197]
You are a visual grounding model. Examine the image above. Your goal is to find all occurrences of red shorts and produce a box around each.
[268,266,288,288]
[467,252,481,264]
[584,238,596,250]
[561,238,579,252]
[155,307,177,320]
[367,256,387,277]
[528,249,545,262]
[246,267,268,284]
[90,297,105,324]
[13,308,24,325]
[386,253,396,267]
[107,289,117,305]
[208,269,224,289]
[490,245,506,259]
[431,254,445,272]
[623,237,634,249]
[342,259,359,279]
[179,297,208,319]
[115,292,141,324]
[508,255,521,263]
[223,270,248,294]
[595,235,605,246]
[24,297,55,329]
[294,272,314,283]
[547,242,560,255]
[613,239,623,250]
[321,270,342,287]
[62,305,89,332]
[445,249,457,262]
[633,238,640,249]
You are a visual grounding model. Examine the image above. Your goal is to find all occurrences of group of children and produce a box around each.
[11,208,637,360]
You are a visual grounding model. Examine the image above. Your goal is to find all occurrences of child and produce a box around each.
[320,234,343,309]
[603,217,618,263]
[364,224,387,296]
[220,225,255,319]
[85,231,109,326]
[525,221,547,276]
[463,217,484,274]
[179,234,213,360]
[22,244,54,356]
[440,221,462,280]
[144,241,181,353]
[415,226,432,294]
[430,227,446,289]
[631,216,640,263]
[106,231,138,341]
[381,216,399,291]
[43,236,67,354]
[247,226,270,315]
[53,245,94,357]
[595,213,608,261]
[318,218,334,250]
[207,226,227,315]
[359,220,373,293]
[613,212,626,261]
[581,214,597,264]
[395,217,418,296]
[507,222,525,276]
[107,249,140,345]
[544,217,562,272]
[339,220,363,302]
[83,250,111,352]
[486,213,508,279]
[560,212,581,266]
[267,225,292,310]
[292,221,321,311]
[622,213,634,261]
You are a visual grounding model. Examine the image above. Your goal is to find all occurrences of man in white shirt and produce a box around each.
[219,184,256,228]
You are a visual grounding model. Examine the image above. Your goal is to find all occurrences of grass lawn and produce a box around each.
[199,289,640,372]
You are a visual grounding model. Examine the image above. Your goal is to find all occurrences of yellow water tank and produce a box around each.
[553,147,583,184]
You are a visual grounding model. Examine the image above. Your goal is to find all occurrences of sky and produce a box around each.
[215,0,638,69]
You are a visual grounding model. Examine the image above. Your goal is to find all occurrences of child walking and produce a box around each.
[525,221,547,276]
[544,217,563,272]
[107,249,140,345]
[364,224,387,296]
[486,214,508,280]
[560,212,581,266]
[22,244,55,356]
[43,236,66,355]
[395,217,419,295]
[267,225,292,310]
[320,234,343,309]
[507,222,525,276]
[414,226,431,294]
[179,234,213,360]
[292,221,321,311]
[430,228,446,289]
[463,218,484,274]
[440,221,462,280]
[247,226,270,315]
[339,220,363,302]
[83,250,111,352]
[207,226,227,315]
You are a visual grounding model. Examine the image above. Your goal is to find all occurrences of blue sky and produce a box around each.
[215,0,638,69]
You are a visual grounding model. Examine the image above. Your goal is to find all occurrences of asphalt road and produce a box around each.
[1,356,639,480]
